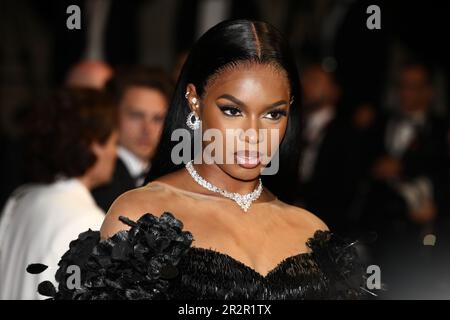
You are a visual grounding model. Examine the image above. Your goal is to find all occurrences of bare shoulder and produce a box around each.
[100,183,171,239]
[282,202,330,234]
[101,168,196,238]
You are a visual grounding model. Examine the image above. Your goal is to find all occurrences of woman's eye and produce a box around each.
[219,106,242,117]
[265,110,287,120]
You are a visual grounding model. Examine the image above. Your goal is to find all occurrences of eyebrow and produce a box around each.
[216,94,288,110]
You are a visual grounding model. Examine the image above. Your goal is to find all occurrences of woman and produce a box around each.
[29,20,366,300]
[0,88,118,299]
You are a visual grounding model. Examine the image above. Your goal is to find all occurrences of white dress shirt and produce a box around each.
[384,112,433,214]
[117,146,150,187]
[0,178,105,300]
[385,112,426,158]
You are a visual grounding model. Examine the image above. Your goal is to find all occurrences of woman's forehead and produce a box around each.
[204,62,290,96]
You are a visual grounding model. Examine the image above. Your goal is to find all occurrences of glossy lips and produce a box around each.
[234,150,261,168]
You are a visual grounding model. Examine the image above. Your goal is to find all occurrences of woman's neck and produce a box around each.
[77,175,94,191]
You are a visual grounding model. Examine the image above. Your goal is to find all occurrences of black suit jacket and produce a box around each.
[92,158,136,213]
[297,116,362,234]
[360,111,449,237]
[371,112,448,181]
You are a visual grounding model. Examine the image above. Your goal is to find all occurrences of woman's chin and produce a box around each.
[223,164,263,182]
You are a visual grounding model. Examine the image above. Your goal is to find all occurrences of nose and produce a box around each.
[239,118,262,144]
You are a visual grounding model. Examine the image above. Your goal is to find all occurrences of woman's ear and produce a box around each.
[185,83,201,114]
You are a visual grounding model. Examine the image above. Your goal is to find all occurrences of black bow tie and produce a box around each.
[134,171,148,187]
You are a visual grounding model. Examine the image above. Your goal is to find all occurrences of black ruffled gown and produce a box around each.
[29,212,368,300]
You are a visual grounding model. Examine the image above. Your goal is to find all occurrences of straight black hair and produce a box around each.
[145,19,302,203]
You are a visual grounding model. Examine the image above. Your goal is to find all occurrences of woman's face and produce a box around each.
[187,63,291,181]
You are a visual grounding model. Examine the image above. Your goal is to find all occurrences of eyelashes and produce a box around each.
[266,109,287,120]
[217,105,288,120]
[218,105,242,117]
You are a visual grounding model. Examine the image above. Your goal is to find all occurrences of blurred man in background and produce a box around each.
[361,62,449,298]
[364,62,447,240]
[92,66,173,212]
[295,63,361,234]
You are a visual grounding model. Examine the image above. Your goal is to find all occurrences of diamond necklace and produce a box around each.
[185,160,263,212]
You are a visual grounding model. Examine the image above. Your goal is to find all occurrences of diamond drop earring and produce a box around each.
[185,91,201,130]
[186,111,201,130]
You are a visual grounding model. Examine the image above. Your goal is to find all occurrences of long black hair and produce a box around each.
[145,19,302,203]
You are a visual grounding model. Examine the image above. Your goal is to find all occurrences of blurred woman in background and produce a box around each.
[0,88,118,299]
